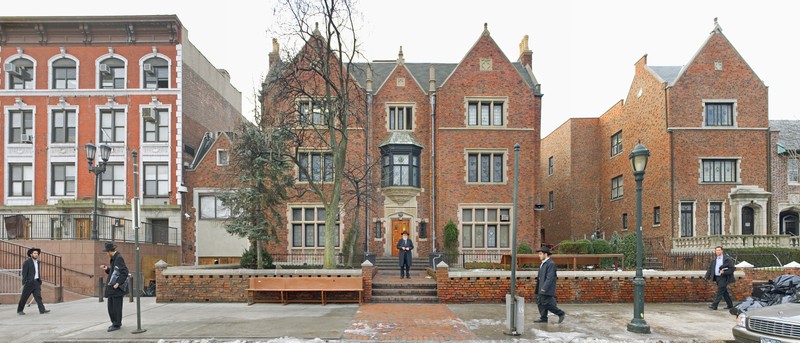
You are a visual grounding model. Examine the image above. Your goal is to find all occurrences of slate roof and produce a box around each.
[771,120,800,150]
[649,66,683,86]
[379,131,424,148]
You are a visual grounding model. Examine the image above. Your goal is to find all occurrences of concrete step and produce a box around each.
[372,282,436,290]
[369,295,440,303]
[372,288,437,297]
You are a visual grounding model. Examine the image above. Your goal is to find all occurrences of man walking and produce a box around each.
[396,231,413,279]
[534,246,565,324]
[17,247,50,315]
[100,242,128,331]
[705,245,736,310]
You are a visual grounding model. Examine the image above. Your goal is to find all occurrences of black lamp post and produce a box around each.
[85,142,112,240]
[627,142,651,334]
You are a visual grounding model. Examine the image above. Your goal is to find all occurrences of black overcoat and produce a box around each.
[104,252,129,298]
[396,238,414,267]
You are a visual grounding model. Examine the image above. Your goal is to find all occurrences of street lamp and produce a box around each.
[627,142,651,334]
[85,142,112,240]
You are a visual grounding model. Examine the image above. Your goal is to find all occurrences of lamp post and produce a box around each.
[627,142,651,334]
[85,142,112,241]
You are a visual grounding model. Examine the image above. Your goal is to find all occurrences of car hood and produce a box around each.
[748,303,800,322]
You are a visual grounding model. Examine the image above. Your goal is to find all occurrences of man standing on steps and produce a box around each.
[534,246,565,324]
[397,231,413,279]
[17,247,50,315]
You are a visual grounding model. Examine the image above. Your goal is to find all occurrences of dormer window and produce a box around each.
[5,58,34,89]
[52,58,77,89]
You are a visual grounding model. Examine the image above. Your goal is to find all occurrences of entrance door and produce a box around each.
[391,219,410,257]
[741,207,754,235]
[75,218,91,240]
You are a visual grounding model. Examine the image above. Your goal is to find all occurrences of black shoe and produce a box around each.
[107,326,120,332]
[17,311,25,315]
[558,314,565,324]
[708,305,717,310]
[406,275,410,279]
[40,310,50,314]
[724,306,733,310]
[533,318,547,323]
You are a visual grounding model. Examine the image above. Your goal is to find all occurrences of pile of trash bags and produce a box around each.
[730,274,800,315]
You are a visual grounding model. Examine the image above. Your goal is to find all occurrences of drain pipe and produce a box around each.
[364,65,373,259]
[429,65,437,253]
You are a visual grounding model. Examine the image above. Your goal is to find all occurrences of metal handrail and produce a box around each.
[0,213,178,245]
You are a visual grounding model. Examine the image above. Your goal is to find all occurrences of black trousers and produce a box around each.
[712,277,733,308]
[536,294,564,320]
[107,296,124,327]
[17,279,46,313]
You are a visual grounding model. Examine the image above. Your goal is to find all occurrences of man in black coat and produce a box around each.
[100,242,128,331]
[17,247,50,315]
[534,246,565,324]
[704,245,736,310]
[396,231,414,279]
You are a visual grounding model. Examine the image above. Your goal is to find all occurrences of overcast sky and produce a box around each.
[5,1,798,136]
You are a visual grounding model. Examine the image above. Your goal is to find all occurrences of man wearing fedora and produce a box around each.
[100,242,128,331]
[17,247,50,315]
[534,246,565,324]
[396,231,414,278]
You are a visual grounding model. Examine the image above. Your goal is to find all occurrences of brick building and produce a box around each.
[0,15,244,289]
[259,24,542,264]
[540,20,783,253]
[770,120,800,237]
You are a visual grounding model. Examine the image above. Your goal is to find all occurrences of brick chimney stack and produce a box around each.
[269,38,280,69]
[518,35,532,68]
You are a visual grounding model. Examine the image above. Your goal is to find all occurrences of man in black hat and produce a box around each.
[17,247,50,315]
[100,242,128,331]
[396,231,414,278]
[534,246,565,324]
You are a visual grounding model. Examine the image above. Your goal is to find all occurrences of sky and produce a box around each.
[5,0,798,136]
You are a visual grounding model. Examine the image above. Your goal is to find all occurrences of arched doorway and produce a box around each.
[781,211,799,236]
[741,207,754,235]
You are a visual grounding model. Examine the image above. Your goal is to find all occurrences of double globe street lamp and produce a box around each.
[85,142,112,241]
[627,142,651,334]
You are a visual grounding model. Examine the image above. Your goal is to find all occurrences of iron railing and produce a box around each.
[0,240,62,296]
[0,213,178,245]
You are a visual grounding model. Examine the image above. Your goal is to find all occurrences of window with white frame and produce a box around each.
[100,163,125,196]
[144,163,169,197]
[388,105,413,130]
[467,99,504,127]
[217,150,229,166]
[548,156,554,175]
[467,151,504,183]
[52,58,77,89]
[99,109,125,143]
[704,102,734,127]
[297,99,329,126]
[144,108,169,142]
[8,164,32,197]
[51,109,76,143]
[8,110,33,143]
[99,58,125,89]
[50,163,75,197]
[680,202,694,237]
[701,159,738,183]
[710,201,723,235]
[298,151,333,182]
[611,131,622,156]
[6,58,34,89]
[199,194,231,219]
[290,207,340,248]
[789,158,799,184]
[611,175,623,200]
[461,207,511,249]
[143,58,169,89]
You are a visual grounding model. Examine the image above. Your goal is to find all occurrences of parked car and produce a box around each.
[733,302,800,343]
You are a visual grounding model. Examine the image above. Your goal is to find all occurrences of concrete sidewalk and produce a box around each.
[0,297,737,342]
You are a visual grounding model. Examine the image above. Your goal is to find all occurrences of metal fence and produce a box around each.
[0,240,62,293]
[0,213,178,245]
[271,252,345,267]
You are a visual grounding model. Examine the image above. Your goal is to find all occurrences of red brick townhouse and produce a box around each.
[770,120,800,238]
[0,15,244,291]
[257,25,542,265]
[540,20,782,253]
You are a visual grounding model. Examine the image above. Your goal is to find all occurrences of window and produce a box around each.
[100,58,125,89]
[548,156,554,175]
[298,151,333,182]
[467,152,504,183]
[99,109,125,143]
[51,109,76,143]
[611,175,623,200]
[710,202,723,235]
[217,150,229,166]
[653,206,661,225]
[199,195,231,219]
[461,207,511,249]
[9,164,33,197]
[144,108,169,142]
[388,105,413,130]
[701,159,738,183]
[622,213,628,230]
[548,191,554,210]
[143,58,169,89]
[789,158,799,184]
[6,58,33,89]
[290,207,340,248]
[8,110,33,143]
[51,163,75,196]
[144,164,169,197]
[297,99,329,126]
[680,202,694,237]
[467,100,504,127]
[611,131,623,156]
[704,102,734,126]
[100,164,124,196]
[52,58,77,89]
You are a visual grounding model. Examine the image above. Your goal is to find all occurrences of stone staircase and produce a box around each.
[370,256,438,303]
[372,256,429,272]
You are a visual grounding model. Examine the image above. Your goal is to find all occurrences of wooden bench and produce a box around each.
[498,253,624,271]
[247,277,363,305]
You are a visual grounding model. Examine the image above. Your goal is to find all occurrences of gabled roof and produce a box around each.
[771,120,800,150]
[648,66,682,86]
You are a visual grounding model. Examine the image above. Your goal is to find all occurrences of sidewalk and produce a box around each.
[0,297,737,342]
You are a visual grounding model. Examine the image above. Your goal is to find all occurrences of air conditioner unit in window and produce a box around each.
[5,63,32,80]
[500,214,510,222]
[141,107,156,123]
[143,63,154,74]
[99,64,110,74]
[20,133,34,144]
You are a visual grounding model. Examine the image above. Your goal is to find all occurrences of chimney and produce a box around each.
[518,35,532,68]
[269,38,280,68]
[366,65,374,93]
[429,65,436,92]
